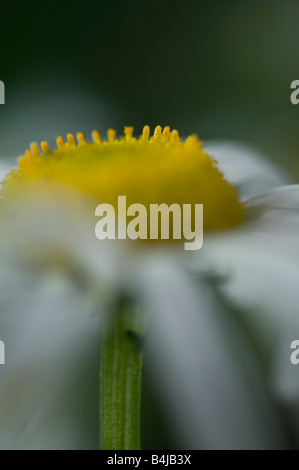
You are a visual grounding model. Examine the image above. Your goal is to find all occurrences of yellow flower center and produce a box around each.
[3,125,244,232]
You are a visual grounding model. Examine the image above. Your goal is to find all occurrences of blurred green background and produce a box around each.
[1,0,299,176]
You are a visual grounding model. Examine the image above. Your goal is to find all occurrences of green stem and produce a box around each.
[99,305,144,450]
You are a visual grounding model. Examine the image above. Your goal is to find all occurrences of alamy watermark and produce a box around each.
[95,196,203,250]
[291,340,299,365]
[0,81,4,104]
[290,80,299,105]
[0,340,5,365]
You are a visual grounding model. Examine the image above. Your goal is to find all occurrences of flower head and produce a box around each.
[3,125,243,231]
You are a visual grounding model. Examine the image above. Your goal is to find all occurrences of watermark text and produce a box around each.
[291,340,299,365]
[95,196,203,251]
[0,81,4,104]
[0,340,5,365]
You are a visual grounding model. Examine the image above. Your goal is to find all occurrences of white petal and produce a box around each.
[0,272,100,449]
[139,258,287,449]
[246,184,299,212]
[0,184,124,448]
[0,183,122,300]
[205,140,289,200]
[201,228,299,403]
[244,185,299,250]
[0,159,15,184]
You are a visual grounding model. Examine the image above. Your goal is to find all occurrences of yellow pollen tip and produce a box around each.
[107,128,117,142]
[76,132,86,145]
[142,125,150,141]
[153,126,162,141]
[162,126,171,142]
[40,141,50,154]
[18,149,35,169]
[67,133,76,146]
[185,135,202,149]
[124,126,134,142]
[56,136,64,149]
[92,130,102,145]
[170,130,180,144]
[30,142,40,157]
[18,156,27,169]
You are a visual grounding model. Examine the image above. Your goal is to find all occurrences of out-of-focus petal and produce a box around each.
[0,182,122,302]
[0,272,100,449]
[200,225,299,405]
[245,185,299,253]
[246,184,299,212]
[246,184,299,208]
[205,140,289,200]
[0,159,14,185]
[0,182,124,448]
[138,258,287,449]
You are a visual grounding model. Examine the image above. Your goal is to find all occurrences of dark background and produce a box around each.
[1,0,299,176]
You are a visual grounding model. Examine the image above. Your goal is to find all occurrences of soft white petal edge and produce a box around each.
[200,227,299,401]
[205,140,289,200]
[139,258,287,449]
[0,273,101,450]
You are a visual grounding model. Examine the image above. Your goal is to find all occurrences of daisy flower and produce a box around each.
[0,126,297,450]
